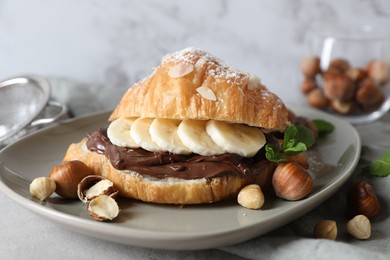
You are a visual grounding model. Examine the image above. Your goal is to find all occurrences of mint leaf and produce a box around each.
[312,119,334,135]
[265,125,315,162]
[282,125,315,155]
[364,150,390,177]
[265,144,288,162]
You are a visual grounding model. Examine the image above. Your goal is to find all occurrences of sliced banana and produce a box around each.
[205,120,266,157]
[149,118,192,154]
[177,119,224,156]
[107,117,139,147]
[130,118,161,152]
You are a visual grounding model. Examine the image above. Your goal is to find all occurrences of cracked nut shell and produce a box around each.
[78,175,118,203]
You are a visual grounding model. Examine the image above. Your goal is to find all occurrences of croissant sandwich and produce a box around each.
[63,48,290,204]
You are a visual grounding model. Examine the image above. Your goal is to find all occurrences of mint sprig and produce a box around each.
[364,150,390,177]
[265,125,315,162]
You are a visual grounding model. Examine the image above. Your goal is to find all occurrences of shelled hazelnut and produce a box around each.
[313,220,338,240]
[300,56,388,115]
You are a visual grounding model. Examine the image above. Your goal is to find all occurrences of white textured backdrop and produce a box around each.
[1,0,389,105]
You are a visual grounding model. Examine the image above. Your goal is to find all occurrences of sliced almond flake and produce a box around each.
[196,86,217,101]
[168,63,194,78]
[248,74,261,90]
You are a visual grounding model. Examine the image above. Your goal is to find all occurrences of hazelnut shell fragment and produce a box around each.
[78,175,118,203]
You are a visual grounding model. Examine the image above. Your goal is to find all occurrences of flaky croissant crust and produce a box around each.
[109,48,289,132]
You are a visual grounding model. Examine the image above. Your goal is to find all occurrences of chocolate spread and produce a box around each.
[86,128,273,180]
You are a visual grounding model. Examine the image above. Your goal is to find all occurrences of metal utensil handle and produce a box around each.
[30,101,68,126]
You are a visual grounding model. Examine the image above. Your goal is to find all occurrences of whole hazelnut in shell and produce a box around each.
[272,162,313,201]
[49,160,94,198]
[347,181,380,220]
[300,78,317,94]
[347,68,367,82]
[328,58,350,74]
[323,72,356,101]
[307,88,329,109]
[367,60,390,85]
[356,79,384,111]
[301,56,321,78]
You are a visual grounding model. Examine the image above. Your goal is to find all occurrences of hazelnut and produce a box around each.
[347,68,367,82]
[367,60,390,85]
[307,88,329,109]
[49,160,94,198]
[88,195,120,222]
[78,175,118,203]
[237,184,265,210]
[330,100,357,115]
[300,78,317,94]
[356,79,384,110]
[347,181,380,219]
[286,152,309,169]
[323,72,356,101]
[313,220,337,240]
[346,215,371,240]
[301,56,321,78]
[328,58,350,74]
[272,162,313,201]
[29,177,56,201]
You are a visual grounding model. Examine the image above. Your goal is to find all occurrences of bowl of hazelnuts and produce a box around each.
[300,32,390,124]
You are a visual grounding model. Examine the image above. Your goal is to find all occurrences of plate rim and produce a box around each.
[0,106,361,249]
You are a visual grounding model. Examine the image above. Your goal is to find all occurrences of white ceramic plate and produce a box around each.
[0,106,361,250]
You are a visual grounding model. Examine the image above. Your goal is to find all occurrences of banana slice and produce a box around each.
[149,118,192,155]
[205,120,266,157]
[107,117,139,148]
[130,118,161,152]
[177,119,224,156]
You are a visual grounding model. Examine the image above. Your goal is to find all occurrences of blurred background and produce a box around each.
[0,0,389,113]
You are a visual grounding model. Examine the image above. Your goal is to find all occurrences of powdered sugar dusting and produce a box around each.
[163,47,247,86]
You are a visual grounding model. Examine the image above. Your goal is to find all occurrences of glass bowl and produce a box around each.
[301,25,390,125]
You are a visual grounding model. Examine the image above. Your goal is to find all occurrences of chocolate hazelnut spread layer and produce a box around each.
[86,128,273,180]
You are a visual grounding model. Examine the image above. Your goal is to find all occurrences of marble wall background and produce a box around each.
[0,0,389,107]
